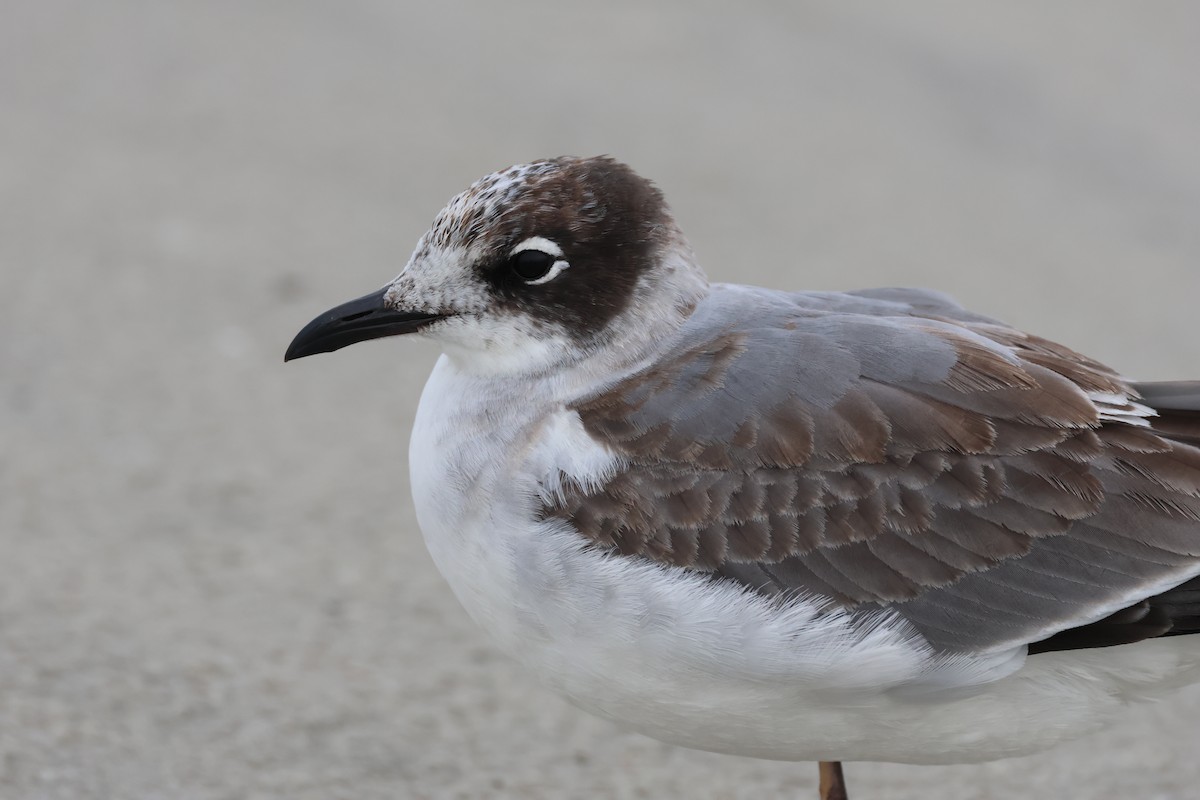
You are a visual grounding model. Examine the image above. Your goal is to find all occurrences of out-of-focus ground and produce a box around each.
[3,2,1199,798]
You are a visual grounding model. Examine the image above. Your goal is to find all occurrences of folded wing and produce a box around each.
[547,286,1200,654]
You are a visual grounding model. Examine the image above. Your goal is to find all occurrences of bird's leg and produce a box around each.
[818,761,848,800]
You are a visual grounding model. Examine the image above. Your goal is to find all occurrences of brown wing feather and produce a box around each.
[545,297,1200,653]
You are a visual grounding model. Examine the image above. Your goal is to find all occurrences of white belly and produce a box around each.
[408,358,1200,764]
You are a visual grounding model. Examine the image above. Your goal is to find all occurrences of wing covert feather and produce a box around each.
[546,286,1200,652]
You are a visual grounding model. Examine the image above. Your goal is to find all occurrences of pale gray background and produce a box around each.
[3,2,1199,798]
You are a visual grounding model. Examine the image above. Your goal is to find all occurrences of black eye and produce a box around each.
[510,250,556,282]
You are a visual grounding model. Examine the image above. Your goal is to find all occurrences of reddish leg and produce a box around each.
[818,761,849,800]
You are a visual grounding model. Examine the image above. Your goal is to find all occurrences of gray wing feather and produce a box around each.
[549,285,1200,654]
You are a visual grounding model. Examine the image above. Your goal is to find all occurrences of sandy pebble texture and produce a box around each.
[3,2,1200,798]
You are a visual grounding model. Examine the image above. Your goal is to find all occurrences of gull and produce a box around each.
[286,156,1200,799]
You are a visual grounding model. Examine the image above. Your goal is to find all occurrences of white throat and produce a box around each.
[424,239,710,382]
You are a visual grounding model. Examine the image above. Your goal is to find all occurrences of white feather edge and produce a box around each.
[1090,390,1157,427]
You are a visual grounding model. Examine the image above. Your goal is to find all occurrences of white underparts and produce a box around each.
[407,356,1200,764]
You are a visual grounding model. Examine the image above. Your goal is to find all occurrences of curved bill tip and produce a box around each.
[284,287,443,362]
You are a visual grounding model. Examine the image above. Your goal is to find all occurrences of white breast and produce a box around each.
[407,355,1200,764]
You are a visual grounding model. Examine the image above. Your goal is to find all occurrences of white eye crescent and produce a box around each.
[510,237,570,285]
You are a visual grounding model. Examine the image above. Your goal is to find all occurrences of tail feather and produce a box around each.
[1134,380,1200,445]
[1028,382,1200,655]
[1155,577,1200,636]
[1134,381,1200,635]
[1030,577,1200,654]
[1133,381,1200,411]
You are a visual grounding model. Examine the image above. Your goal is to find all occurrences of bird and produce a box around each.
[286,156,1200,799]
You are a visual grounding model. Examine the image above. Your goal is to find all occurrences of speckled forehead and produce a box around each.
[424,161,562,252]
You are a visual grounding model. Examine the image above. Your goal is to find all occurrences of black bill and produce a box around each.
[284,287,443,362]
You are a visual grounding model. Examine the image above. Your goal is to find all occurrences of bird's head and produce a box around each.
[285,156,707,375]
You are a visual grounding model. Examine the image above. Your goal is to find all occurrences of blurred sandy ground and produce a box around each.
[2,2,1199,798]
